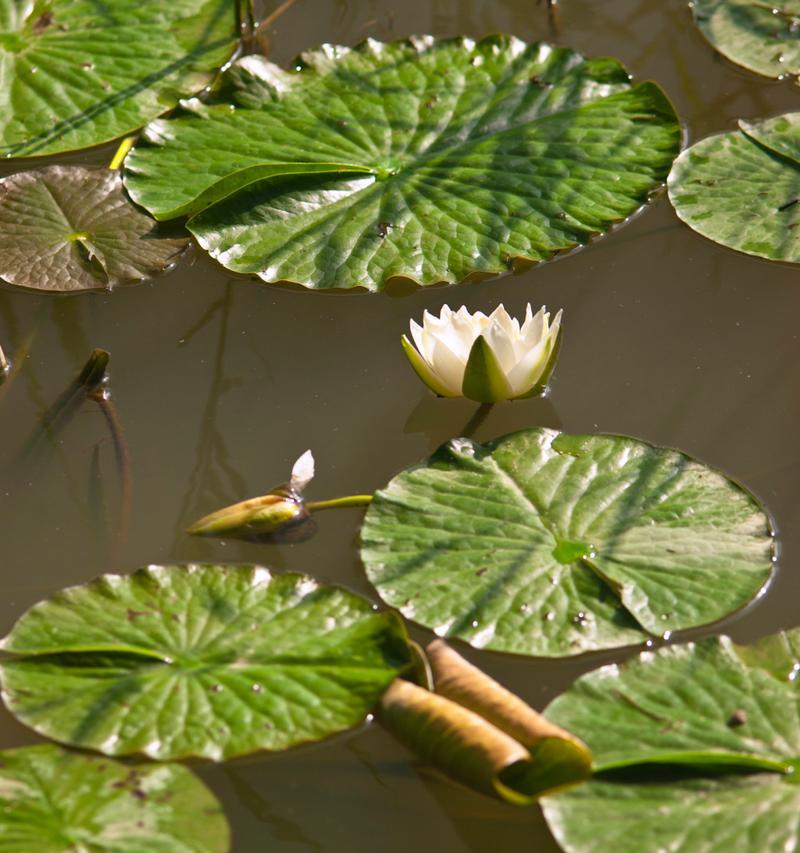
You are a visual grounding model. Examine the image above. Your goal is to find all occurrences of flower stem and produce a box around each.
[306,494,374,512]
[461,402,494,439]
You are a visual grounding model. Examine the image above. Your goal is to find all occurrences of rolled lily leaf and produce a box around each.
[378,642,591,804]
[378,679,534,803]
[427,640,592,795]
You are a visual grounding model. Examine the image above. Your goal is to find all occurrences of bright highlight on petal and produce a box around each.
[401,304,563,402]
[290,449,315,493]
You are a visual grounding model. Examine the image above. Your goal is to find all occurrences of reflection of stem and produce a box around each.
[306,495,374,512]
[0,307,44,404]
[460,403,494,439]
[172,284,247,551]
[255,0,300,55]
[23,349,109,459]
[91,390,132,570]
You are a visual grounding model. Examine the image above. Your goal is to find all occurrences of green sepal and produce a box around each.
[462,335,513,403]
[401,335,456,398]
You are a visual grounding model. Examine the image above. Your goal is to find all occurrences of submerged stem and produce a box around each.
[461,402,494,439]
[91,390,132,570]
[306,494,374,512]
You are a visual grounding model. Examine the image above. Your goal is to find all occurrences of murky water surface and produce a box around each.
[2,1,800,849]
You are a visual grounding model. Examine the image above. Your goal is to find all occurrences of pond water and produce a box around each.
[1,0,800,849]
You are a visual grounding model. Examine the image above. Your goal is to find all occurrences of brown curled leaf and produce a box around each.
[427,640,593,797]
[378,678,533,803]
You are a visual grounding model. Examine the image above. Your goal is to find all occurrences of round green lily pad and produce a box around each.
[0,564,412,760]
[361,429,774,658]
[668,113,800,264]
[542,629,800,852]
[124,35,681,291]
[0,0,239,158]
[0,744,229,851]
[691,0,800,79]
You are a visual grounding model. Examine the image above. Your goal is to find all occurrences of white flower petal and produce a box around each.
[429,335,469,394]
[290,450,315,492]
[506,338,549,395]
[484,318,517,374]
[409,318,427,357]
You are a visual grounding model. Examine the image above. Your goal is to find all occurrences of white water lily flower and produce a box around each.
[401,304,563,403]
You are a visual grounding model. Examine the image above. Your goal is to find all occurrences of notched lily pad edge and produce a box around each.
[0,562,415,761]
[364,427,777,660]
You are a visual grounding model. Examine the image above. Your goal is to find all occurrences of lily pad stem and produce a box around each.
[306,494,374,512]
[108,136,136,170]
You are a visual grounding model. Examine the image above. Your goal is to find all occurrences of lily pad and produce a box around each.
[0,166,189,291]
[124,36,681,291]
[0,0,239,158]
[360,429,773,658]
[0,564,412,760]
[691,0,800,79]
[668,114,800,264]
[0,744,229,851]
[541,629,800,852]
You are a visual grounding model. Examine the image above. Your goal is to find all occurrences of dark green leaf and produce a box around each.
[0,0,238,158]
[542,630,800,853]
[0,166,188,291]
[361,429,773,657]
[0,564,412,760]
[668,114,800,264]
[0,744,229,851]
[124,37,681,291]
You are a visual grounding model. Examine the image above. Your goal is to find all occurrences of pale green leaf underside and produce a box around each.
[0,0,238,158]
[692,0,800,78]
[0,564,411,761]
[360,429,773,658]
[124,36,681,291]
[542,629,800,853]
[0,744,229,852]
[668,113,800,263]
[0,165,188,291]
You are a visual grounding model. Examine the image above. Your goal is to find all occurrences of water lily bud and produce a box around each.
[401,304,562,403]
[188,450,315,542]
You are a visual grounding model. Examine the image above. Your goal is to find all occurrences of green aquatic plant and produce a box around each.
[0,564,412,761]
[542,628,800,852]
[124,35,681,291]
[0,744,230,852]
[669,113,800,264]
[0,0,239,158]
[361,428,774,657]
[690,0,800,79]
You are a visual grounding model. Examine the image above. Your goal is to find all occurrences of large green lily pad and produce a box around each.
[0,0,239,158]
[0,743,229,851]
[124,36,681,291]
[0,564,412,760]
[668,113,800,264]
[360,429,773,658]
[542,630,800,852]
[691,0,800,79]
[0,166,189,291]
